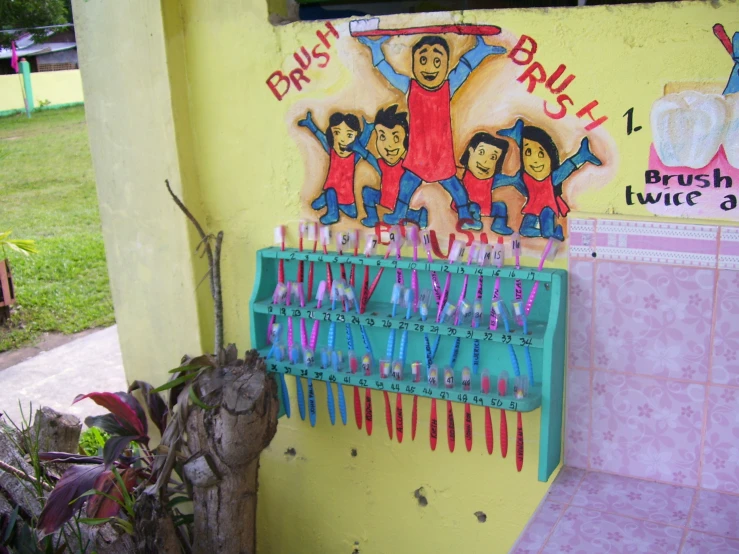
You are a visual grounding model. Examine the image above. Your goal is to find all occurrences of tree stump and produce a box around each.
[184,350,279,553]
[34,407,82,455]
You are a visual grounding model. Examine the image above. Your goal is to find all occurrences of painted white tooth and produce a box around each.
[651,91,728,169]
[723,92,739,169]
[364,18,379,31]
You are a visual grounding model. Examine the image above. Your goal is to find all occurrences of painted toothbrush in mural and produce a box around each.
[393,287,414,443]
[350,18,501,37]
[713,23,739,94]
[356,29,508,231]
[497,118,601,241]
[299,112,374,225]
[524,238,556,317]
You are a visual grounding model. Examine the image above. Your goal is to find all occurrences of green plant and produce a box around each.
[38,99,51,108]
[78,427,109,456]
[0,230,38,258]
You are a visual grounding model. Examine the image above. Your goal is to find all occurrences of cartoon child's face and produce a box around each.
[467,141,502,180]
[523,139,552,180]
[375,124,407,165]
[331,121,357,157]
[412,45,449,90]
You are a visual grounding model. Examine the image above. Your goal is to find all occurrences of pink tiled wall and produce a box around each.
[565,218,739,492]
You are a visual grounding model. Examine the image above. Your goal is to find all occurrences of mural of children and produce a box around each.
[350,104,428,228]
[357,34,507,230]
[497,119,602,241]
[298,111,374,225]
[455,132,515,235]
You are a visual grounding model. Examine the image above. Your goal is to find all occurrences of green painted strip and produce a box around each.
[0,101,84,119]
[262,247,557,282]
[261,349,542,412]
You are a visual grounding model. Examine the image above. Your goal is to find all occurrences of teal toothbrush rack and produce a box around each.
[249,246,567,482]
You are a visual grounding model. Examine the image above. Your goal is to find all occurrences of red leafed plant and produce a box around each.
[36,382,176,537]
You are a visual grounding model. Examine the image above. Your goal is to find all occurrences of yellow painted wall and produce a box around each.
[74,0,739,553]
[0,69,83,112]
[32,70,84,107]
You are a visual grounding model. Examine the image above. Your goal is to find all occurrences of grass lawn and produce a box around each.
[0,106,114,352]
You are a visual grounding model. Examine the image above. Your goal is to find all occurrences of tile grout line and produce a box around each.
[678,488,701,554]
[695,230,722,494]
[578,365,739,389]
[535,469,588,554]
[587,218,598,472]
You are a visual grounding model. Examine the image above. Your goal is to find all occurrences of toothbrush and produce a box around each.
[393,287,414,443]
[335,231,350,287]
[436,240,466,324]
[325,280,346,426]
[449,243,478,452]
[298,222,306,287]
[306,281,328,425]
[513,376,527,472]
[338,281,358,428]
[360,233,379,314]
[285,282,307,421]
[512,233,523,326]
[299,281,319,427]
[319,226,334,292]
[364,227,402,310]
[268,282,291,418]
[344,280,375,434]
[462,367,473,452]
[471,242,490,377]
[407,224,421,311]
[481,370,494,455]
[494,300,522,462]
[381,283,404,440]
[488,237,505,330]
[525,238,555,316]
[497,370,509,459]
[268,226,286,344]
[418,292,440,450]
[306,222,318,301]
[349,230,359,287]
[513,302,535,387]
[419,229,442,305]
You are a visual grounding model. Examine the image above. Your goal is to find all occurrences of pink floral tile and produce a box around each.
[702,387,739,493]
[689,490,739,539]
[564,369,590,469]
[711,271,739,386]
[570,471,695,526]
[511,501,564,554]
[542,506,684,553]
[568,261,594,369]
[682,531,739,554]
[592,262,714,381]
[547,467,586,504]
[590,372,705,486]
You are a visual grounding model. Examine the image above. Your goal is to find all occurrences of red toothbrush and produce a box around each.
[498,371,509,458]
[481,371,494,455]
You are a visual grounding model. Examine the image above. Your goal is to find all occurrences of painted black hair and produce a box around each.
[412,36,450,57]
[326,112,361,149]
[460,132,509,176]
[521,126,560,171]
[374,104,409,149]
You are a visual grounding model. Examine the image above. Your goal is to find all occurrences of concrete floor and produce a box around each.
[0,326,127,426]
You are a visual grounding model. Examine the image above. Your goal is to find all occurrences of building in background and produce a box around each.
[0,25,77,74]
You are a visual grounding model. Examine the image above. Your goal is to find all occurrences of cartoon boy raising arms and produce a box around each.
[358,35,506,230]
[497,118,602,241]
[350,104,428,228]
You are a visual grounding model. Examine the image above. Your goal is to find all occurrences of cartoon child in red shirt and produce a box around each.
[298,111,374,225]
[358,35,506,230]
[350,104,427,228]
[497,119,602,241]
[455,131,515,235]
